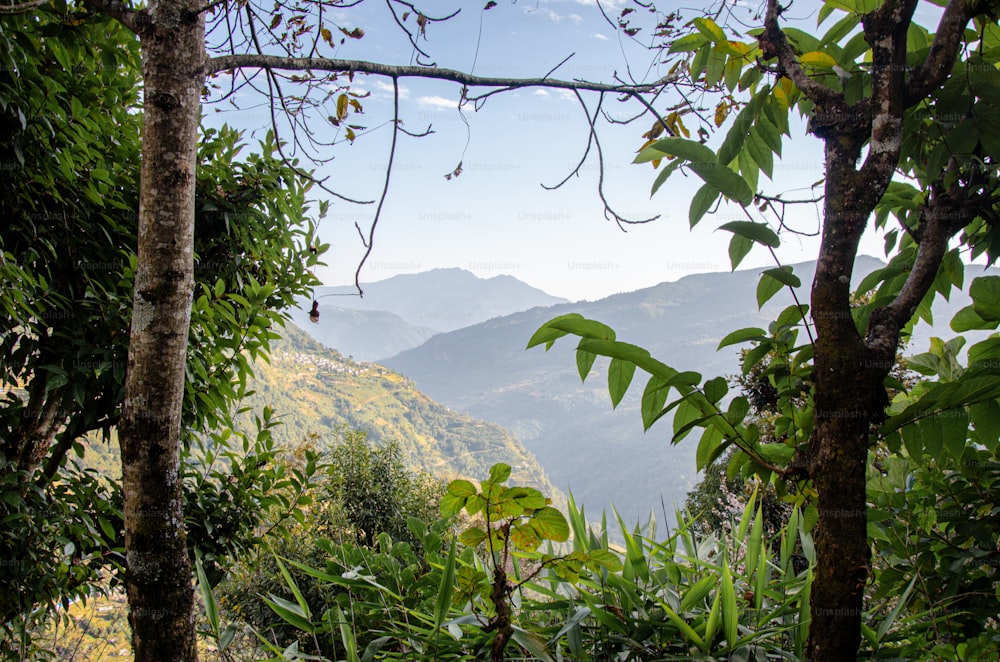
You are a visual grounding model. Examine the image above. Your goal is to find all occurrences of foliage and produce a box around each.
[214,429,445,659]
[0,6,327,655]
[531,0,1000,655]
[867,324,1000,659]
[219,464,825,661]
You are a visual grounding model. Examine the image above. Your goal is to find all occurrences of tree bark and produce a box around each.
[806,138,881,660]
[117,1,205,659]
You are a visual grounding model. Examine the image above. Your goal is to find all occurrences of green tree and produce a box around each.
[0,0,680,651]
[216,429,444,659]
[0,5,325,654]
[530,1,1000,658]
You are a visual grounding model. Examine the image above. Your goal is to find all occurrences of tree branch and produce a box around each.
[858,0,917,199]
[0,0,48,15]
[81,0,140,32]
[906,0,976,106]
[206,54,679,93]
[761,0,843,109]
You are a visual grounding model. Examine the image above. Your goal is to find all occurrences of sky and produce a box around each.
[202,0,946,302]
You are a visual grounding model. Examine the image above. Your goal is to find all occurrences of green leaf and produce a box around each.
[704,376,728,404]
[970,276,1000,321]
[693,17,727,43]
[576,349,597,380]
[641,376,671,431]
[459,526,487,547]
[728,234,754,270]
[721,560,739,647]
[488,463,512,484]
[696,425,726,471]
[332,604,360,662]
[635,137,718,164]
[263,594,313,632]
[447,479,477,497]
[687,162,754,204]
[532,506,570,542]
[690,183,721,227]
[440,491,467,518]
[195,553,219,634]
[756,273,785,309]
[680,575,716,612]
[718,327,767,350]
[527,314,615,349]
[608,357,637,408]
[719,221,780,248]
[668,32,710,53]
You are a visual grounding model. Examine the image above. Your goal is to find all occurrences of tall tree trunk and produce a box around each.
[805,139,887,660]
[119,1,204,658]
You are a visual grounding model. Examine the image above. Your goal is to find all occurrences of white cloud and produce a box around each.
[591,32,609,41]
[417,95,459,110]
[533,89,551,97]
[372,79,411,99]
[524,6,583,23]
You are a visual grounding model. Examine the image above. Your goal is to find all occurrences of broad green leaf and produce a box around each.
[511,522,542,550]
[746,129,774,179]
[719,221,780,248]
[489,463,512,484]
[669,32,710,53]
[635,137,717,164]
[970,276,1000,321]
[687,162,754,204]
[717,326,767,349]
[459,526,487,547]
[799,50,838,68]
[576,348,597,380]
[608,357,637,408]
[447,479,477,497]
[693,16,727,43]
[704,376,728,403]
[527,314,616,349]
[728,234,754,270]
[690,183,721,227]
[757,271,786,309]
[440,491,467,518]
[532,506,570,542]
[696,425,726,471]
[641,376,671,431]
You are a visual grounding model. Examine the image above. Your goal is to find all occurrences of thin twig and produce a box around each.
[353,77,401,295]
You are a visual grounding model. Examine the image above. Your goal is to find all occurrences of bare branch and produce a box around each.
[0,0,48,15]
[354,77,402,295]
[206,54,680,93]
[572,91,659,230]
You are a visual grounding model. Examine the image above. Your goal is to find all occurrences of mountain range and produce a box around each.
[375,257,997,526]
[288,268,568,361]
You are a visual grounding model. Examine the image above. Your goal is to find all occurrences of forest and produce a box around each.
[2,0,1000,660]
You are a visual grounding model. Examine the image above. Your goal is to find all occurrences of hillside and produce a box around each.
[384,258,998,526]
[244,324,557,494]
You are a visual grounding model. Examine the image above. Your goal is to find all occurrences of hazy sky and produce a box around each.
[204,0,945,301]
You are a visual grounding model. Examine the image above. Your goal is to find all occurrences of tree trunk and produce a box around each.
[805,139,885,660]
[118,1,204,659]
